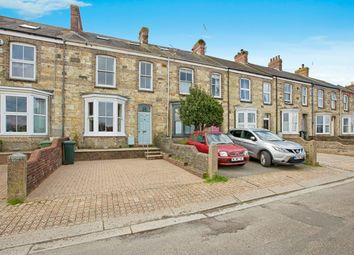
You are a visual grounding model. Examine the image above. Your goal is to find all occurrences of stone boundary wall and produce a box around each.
[26,138,68,194]
[75,148,150,161]
[283,136,318,165]
[156,135,208,176]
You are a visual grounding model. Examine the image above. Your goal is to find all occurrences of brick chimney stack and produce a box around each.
[70,5,83,33]
[139,27,149,44]
[234,49,248,64]
[192,39,206,55]
[295,64,310,77]
[268,55,283,71]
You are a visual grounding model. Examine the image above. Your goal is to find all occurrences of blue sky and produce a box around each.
[1,0,353,85]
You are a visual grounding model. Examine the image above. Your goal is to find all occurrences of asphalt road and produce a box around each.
[35,182,354,255]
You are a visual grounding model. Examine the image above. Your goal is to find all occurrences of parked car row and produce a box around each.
[187,128,306,167]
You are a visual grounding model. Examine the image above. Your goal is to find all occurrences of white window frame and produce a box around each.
[179,68,193,95]
[139,61,153,91]
[83,94,127,137]
[316,114,331,135]
[263,113,271,130]
[284,83,292,104]
[301,86,308,106]
[342,115,354,134]
[10,42,36,81]
[343,94,349,111]
[331,92,337,110]
[318,89,324,108]
[0,89,49,136]
[235,108,257,128]
[96,55,116,88]
[281,109,299,134]
[211,73,221,98]
[240,78,251,102]
[263,82,271,104]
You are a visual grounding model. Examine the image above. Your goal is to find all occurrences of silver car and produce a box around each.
[227,128,306,167]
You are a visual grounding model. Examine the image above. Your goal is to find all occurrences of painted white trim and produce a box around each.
[0,29,63,44]
[0,86,53,96]
[95,55,116,88]
[0,93,49,136]
[179,68,193,95]
[277,77,312,86]
[83,95,126,137]
[82,93,127,101]
[240,78,251,102]
[10,42,36,81]
[315,113,331,135]
[211,73,221,98]
[138,61,154,91]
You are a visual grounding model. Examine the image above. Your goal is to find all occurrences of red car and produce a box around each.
[187,131,249,166]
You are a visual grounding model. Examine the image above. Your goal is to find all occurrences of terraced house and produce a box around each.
[0,5,353,151]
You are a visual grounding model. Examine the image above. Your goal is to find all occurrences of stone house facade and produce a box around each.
[0,5,353,151]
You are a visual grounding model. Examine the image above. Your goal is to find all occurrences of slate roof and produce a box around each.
[0,15,341,89]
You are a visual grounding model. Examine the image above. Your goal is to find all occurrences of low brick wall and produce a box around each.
[75,148,154,161]
[156,135,208,176]
[26,138,68,194]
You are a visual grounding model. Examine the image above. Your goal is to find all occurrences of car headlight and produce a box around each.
[273,146,288,153]
[219,151,228,157]
[243,150,249,156]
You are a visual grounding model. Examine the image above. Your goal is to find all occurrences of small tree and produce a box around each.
[180,87,223,131]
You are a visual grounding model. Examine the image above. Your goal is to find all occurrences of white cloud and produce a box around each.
[0,0,91,18]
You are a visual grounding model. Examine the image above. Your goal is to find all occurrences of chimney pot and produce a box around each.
[234,49,248,64]
[295,64,310,77]
[192,39,206,55]
[70,5,83,32]
[268,55,283,71]
[139,27,149,44]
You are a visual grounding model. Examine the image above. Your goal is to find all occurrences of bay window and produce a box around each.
[83,94,126,136]
[0,88,50,135]
[316,114,330,134]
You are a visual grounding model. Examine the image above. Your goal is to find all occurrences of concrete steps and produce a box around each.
[145,150,163,160]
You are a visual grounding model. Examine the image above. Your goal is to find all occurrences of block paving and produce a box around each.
[0,156,351,237]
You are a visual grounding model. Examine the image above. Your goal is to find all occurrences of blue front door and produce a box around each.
[138,105,152,145]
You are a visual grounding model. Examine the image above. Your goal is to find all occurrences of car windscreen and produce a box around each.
[206,133,234,144]
[254,131,282,141]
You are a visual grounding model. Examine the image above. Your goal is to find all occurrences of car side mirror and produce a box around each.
[250,136,256,141]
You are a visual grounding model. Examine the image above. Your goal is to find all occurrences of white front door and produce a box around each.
[138,104,152,145]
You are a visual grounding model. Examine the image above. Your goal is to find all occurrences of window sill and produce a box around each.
[95,85,117,89]
[0,133,48,136]
[84,133,126,137]
[138,89,154,93]
[9,77,37,83]
[213,96,223,100]
[179,93,190,96]
[282,132,299,135]
[240,100,252,103]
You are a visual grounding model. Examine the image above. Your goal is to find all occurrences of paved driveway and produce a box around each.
[219,159,307,178]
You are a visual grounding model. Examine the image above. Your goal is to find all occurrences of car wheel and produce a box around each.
[260,151,272,167]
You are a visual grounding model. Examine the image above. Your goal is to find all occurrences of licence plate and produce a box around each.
[295,154,304,159]
[231,157,244,162]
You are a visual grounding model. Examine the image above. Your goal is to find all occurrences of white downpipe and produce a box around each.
[167,57,170,137]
